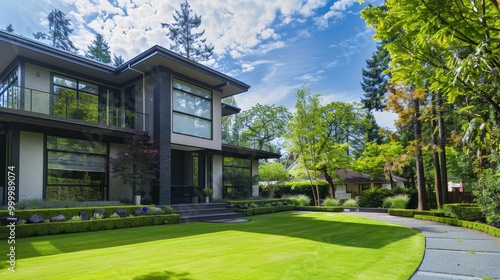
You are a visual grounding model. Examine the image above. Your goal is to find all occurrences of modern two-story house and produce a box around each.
[0,30,279,205]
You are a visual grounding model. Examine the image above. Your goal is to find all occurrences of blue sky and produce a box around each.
[0,0,396,129]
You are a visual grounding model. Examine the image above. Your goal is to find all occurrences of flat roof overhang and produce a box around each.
[0,31,250,97]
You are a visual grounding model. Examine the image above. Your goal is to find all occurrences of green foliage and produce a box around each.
[109,213,120,218]
[361,41,391,112]
[276,180,330,199]
[388,209,444,217]
[297,206,344,212]
[0,215,180,239]
[473,173,500,227]
[357,188,391,207]
[0,206,148,220]
[162,205,174,214]
[443,204,484,222]
[146,207,164,215]
[85,33,111,64]
[283,194,311,206]
[323,198,341,207]
[12,199,124,210]
[33,9,78,52]
[342,199,358,207]
[383,194,410,209]
[259,162,289,198]
[70,215,81,221]
[235,205,296,216]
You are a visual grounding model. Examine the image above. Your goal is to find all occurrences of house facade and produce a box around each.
[332,170,407,200]
[0,30,278,205]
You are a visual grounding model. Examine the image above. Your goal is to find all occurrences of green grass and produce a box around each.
[1,212,424,279]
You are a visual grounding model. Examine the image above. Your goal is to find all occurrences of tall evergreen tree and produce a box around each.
[161,0,214,62]
[5,24,14,33]
[360,42,391,111]
[85,33,111,64]
[33,9,78,53]
[113,54,125,67]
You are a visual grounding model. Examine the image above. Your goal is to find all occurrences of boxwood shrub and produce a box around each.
[228,199,289,207]
[0,214,180,239]
[388,209,444,217]
[235,205,296,216]
[442,203,483,221]
[297,206,344,212]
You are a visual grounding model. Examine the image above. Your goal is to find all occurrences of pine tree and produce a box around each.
[85,33,111,64]
[5,24,14,33]
[161,0,214,62]
[33,9,78,53]
[360,42,391,111]
[113,54,125,67]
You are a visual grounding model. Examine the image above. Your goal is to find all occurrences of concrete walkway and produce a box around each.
[349,212,500,280]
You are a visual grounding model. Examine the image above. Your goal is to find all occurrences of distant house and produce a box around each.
[0,30,279,205]
[332,170,407,200]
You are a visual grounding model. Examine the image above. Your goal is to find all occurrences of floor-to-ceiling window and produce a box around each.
[172,78,212,139]
[223,157,252,199]
[53,74,100,122]
[0,67,19,109]
[46,135,107,201]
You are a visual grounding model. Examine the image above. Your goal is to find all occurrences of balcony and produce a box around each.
[0,85,149,131]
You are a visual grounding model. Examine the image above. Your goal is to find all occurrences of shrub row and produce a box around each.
[274,180,330,199]
[296,206,344,212]
[228,199,289,207]
[0,205,150,221]
[388,209,444,217]
[235,205,296,216]
[0,214,180,239]
[414,214,500,237]
[358,188,418,208]
[442,203,483,222]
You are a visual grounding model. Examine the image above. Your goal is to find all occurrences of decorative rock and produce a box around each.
[93,209,106,219]
[79,211,89,220]
[133,209,146,216]
[50,214,66,223]
[27,214,46,224]
[114,209,128,217]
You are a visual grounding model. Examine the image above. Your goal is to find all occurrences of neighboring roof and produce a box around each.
[221,103,241,116]
[332,170,390,184]
[0,30,249,97]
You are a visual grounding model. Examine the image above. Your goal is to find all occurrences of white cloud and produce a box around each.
[315,0,359,28]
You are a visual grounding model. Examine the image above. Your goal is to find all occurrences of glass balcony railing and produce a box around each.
[0,85,149,131]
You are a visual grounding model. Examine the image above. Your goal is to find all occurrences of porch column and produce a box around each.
[151,66,172,205]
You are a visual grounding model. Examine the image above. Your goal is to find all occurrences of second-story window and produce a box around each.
[52,74,99,123]
[172,78,212,139]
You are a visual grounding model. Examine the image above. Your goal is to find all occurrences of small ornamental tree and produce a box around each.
[111,131,159,198]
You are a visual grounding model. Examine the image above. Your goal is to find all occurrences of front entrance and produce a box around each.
[170,149,207,204]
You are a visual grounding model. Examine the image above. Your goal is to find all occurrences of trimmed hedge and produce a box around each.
[235,205,296,216]
[442,203,483,222]
[228,199,289,207]
[276,180,330,199]
[0,205,151,221]
[414,215,500,237]
[388,209,444,217]
[296,206,344,212]
[0,214,180,239]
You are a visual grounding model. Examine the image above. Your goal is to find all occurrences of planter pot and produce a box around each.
[205,196,210,203]
[134,195,142,205]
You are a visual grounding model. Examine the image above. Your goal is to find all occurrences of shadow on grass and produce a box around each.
[133,270,193,280]
[15,212,420,260]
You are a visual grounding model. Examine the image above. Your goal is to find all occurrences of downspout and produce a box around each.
[128,64,146,131]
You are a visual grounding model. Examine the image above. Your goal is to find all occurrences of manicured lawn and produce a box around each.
[2,212,424,279]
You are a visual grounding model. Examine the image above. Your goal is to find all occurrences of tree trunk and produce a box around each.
[323,169,337,199]
[413,98,429,210]
[431,93,443,208]
[437,91,448,204]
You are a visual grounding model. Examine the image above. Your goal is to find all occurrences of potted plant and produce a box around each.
[111,131,159,205]
[203,187,213,203]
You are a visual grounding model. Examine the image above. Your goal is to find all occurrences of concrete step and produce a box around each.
[171,202,243,223]
[180,212,245,223]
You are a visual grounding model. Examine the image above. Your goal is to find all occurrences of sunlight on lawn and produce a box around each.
[2,212,424,280]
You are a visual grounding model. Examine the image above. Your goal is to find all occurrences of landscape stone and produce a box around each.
[115,209,128,217]
[27,214,46,224]
[134,209,146,216]
[50,214,66,222]
[79,211,89,220]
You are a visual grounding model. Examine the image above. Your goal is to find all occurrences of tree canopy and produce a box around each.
[85,33,111,64]
[33,9,78,53]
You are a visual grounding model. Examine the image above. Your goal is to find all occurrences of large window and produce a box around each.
[53,74,99,123]
[46,136,107,201]
[172,78,212,139]
[0,67,19,109]
[223,157,253,199]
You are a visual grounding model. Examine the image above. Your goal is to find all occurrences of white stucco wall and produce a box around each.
[18,131,44,201]
[24,63,51,114]
[212,155,223,200]
[251,160,259,197]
